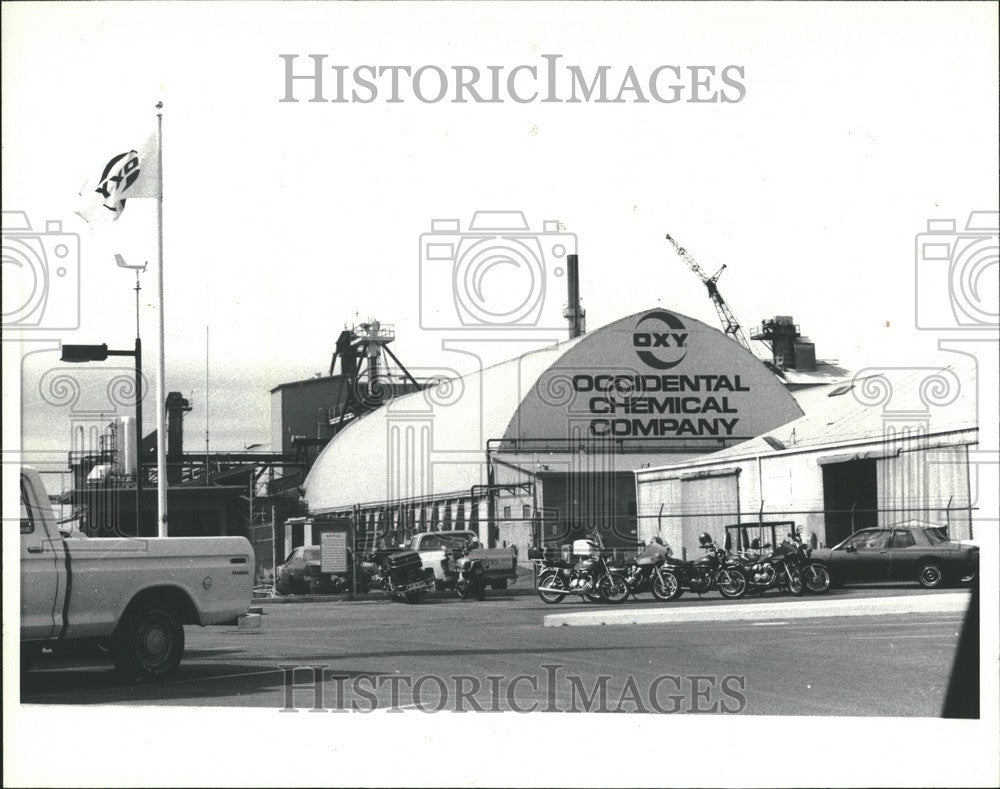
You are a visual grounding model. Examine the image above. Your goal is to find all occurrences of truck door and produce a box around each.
[20,472,63,640]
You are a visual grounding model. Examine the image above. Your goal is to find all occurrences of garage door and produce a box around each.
[680,471,740,559]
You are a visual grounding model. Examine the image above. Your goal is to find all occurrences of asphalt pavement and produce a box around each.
[20,586,971,716]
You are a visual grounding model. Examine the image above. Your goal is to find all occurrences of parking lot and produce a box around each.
[21,586,970,715]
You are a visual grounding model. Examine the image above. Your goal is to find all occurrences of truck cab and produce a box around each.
[20,467,254,682]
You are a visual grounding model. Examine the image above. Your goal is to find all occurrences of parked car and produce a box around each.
[20,467,254,682]
[809,524,979,589]
[275,545,355,595]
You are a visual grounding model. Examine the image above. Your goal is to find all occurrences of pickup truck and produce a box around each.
[19,467,254,682]
[409,530,517,591]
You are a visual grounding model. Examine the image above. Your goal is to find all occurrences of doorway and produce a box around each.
[822,459,878,546]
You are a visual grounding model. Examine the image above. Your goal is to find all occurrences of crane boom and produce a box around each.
[665,234,754,353]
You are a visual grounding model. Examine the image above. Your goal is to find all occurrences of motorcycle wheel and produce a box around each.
[803,563,831,594]
[717,568,748,600]
[786,565,805,596]
[652,570,683,602]
[598,574,630,604]
[537,572,568,604]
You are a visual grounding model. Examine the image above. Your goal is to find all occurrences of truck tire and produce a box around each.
[110,604,185,683]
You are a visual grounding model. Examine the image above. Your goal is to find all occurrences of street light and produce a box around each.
[61,339,143,533]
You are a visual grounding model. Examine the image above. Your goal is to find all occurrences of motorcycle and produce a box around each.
[453,551,487,601]
[787,537,831,594]
[366,548,436,602]
[653,535,748,601]
[623,538,672,599]
[529,539,630,604]
[737,540,806,597]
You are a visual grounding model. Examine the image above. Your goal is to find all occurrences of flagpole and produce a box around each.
[154,101,168,537]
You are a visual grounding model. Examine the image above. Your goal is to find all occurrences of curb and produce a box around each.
[542,592,971,627]
[252,586,536,605]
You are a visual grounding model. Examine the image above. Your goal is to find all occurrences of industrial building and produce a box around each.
[301,307,808,558]
[62,390,304,545]
[635,361,978,558]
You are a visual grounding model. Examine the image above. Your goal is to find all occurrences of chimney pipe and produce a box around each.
[563,253,586,340]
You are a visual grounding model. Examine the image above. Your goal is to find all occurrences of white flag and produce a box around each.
[76,132,159,223]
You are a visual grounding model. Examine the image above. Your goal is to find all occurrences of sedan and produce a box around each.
[276,546,355,595]
[810,524,978,589]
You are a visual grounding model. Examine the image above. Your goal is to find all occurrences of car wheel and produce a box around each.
[110,605,185,683]
[918,562,945,589]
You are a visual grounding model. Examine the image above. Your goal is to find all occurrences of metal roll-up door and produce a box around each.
[679,470,740,559]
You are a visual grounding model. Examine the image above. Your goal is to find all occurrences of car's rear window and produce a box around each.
[924,527,949,545]
[305,546,321,559]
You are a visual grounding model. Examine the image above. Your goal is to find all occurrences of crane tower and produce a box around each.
[665,234,757,354]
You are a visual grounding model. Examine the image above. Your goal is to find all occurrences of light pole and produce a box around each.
[61,340,144,535]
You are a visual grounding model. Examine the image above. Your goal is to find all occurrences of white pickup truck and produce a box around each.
[19,467,254,682]
[409,530,518,591]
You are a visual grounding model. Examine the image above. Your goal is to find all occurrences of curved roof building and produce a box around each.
[303,308,804,549]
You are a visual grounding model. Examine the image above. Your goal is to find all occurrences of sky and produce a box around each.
[4,2,998,459]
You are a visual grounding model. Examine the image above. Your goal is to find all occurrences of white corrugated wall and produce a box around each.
[877,444,973,538]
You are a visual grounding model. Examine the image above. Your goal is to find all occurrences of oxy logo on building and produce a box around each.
[633,310,688,370]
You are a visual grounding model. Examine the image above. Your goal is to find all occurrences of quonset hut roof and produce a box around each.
[303,308,805,513]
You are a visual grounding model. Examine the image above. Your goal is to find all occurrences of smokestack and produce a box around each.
[563,253,586,340]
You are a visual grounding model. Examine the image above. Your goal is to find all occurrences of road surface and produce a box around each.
[21,586,971,715]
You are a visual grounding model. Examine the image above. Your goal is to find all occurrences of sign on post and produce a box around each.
[320,531,348,573]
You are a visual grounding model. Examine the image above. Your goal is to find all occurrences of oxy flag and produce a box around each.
[76,132,159,223]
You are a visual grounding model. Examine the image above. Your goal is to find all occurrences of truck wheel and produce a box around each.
[111,605,185,683]
[491,579,508,590]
